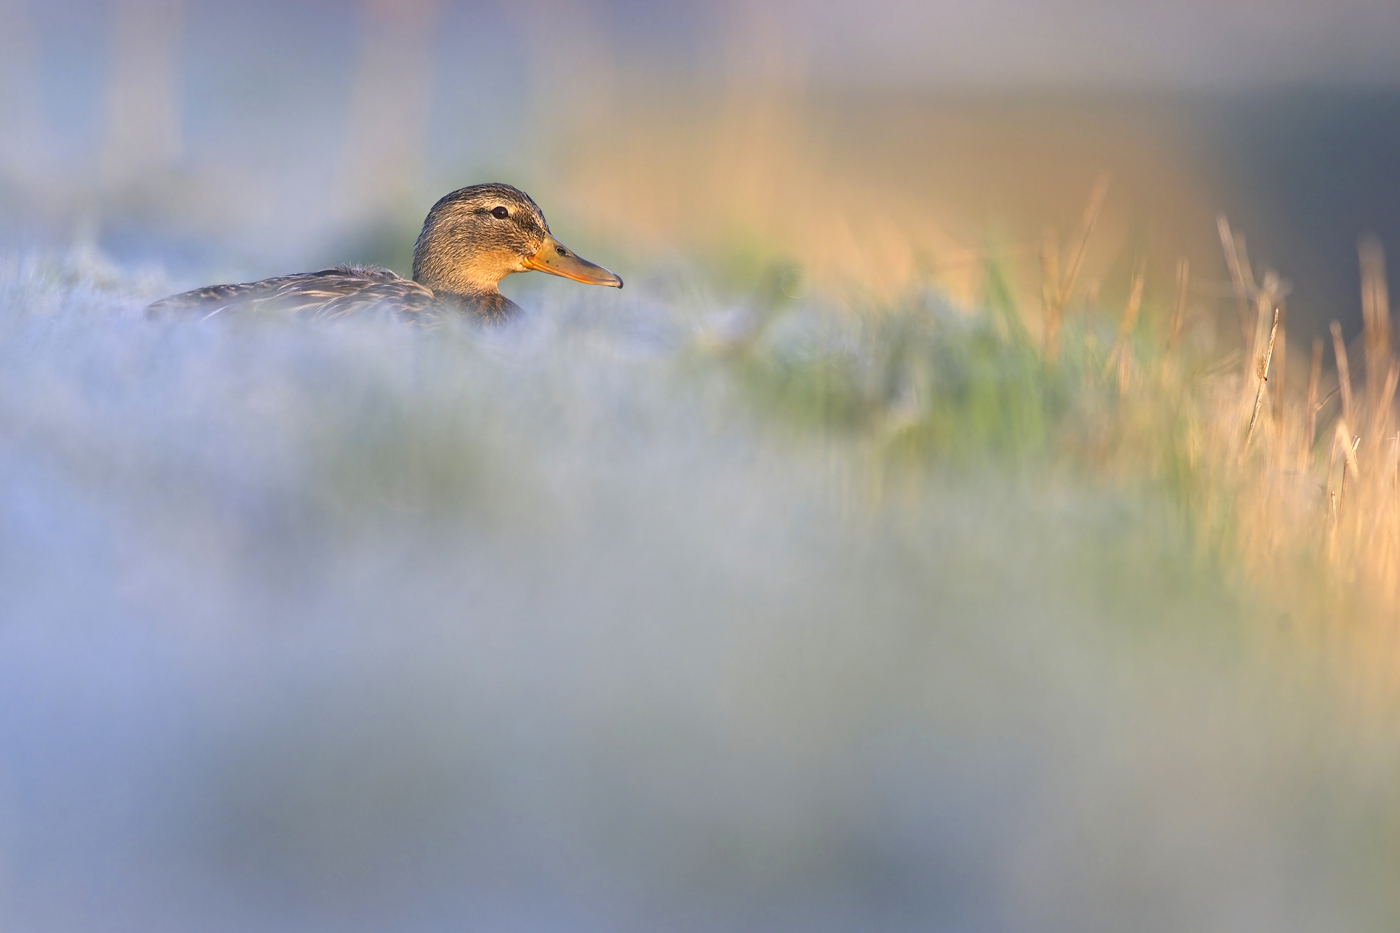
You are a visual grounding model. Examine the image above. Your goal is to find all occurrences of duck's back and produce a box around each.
[146,265,438,321]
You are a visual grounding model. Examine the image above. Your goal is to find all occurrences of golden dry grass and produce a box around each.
[543,85,1400,668]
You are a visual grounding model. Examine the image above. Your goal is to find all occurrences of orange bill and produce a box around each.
[523,236,623,288]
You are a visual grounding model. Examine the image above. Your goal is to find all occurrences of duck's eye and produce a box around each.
[491,206,509,219]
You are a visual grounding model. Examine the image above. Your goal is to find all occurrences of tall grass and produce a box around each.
[719,187,1400,644]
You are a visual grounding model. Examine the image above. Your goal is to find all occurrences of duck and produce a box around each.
[146,183,622,322]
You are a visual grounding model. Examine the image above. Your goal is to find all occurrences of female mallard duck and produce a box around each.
[147,183,622,322]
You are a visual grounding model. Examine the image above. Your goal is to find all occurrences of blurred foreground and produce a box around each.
[2,245,1400,931]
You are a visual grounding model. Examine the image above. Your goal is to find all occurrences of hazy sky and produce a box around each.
[7,0,1400,163]
[10,0,1400,100]
[527,0,1400,89]
[773,0,1400,88]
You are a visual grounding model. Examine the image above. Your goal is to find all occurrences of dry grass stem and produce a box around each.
[1236,234,1256,299]
[1370,361,1400,462]
[1167,258,1189,352]
[1217,214,1256,344]
[1305,337,1323,466]
[1040,227,1062,358]
[1051,175,1110,312]
[1243,304,1281,451]
[1105,258,1145,387]
[1333,420,1361,514]
[1271,302,1287,424]
[1332,320,1355,428]
[1361,235,1392,410]
[1393,433,1400,490]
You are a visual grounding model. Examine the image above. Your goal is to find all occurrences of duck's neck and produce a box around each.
[413,227,522,320]
[432,287,522,322]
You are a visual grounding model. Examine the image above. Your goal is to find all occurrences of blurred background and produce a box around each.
[4,0,1400,330]
[7,2,1400,932]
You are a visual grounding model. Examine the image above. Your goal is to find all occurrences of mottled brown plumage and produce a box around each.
[147,183,622,322]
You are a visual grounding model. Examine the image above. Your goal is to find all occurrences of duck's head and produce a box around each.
[411,183,622,311]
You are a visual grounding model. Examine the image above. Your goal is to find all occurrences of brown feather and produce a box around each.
[147,266,446,322]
